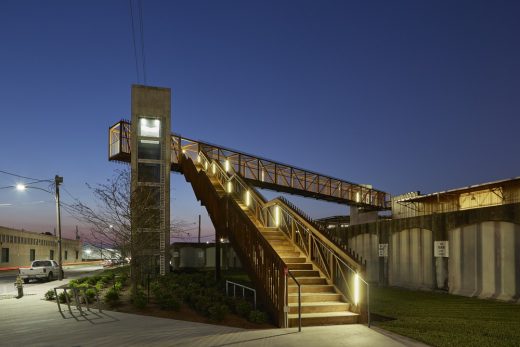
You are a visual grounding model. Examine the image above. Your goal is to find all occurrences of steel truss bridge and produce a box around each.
[109,120,390,211]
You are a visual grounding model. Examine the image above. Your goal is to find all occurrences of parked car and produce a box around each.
[19,260,64,283]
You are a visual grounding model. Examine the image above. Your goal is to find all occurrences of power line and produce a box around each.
[0,169,51,183]
[138,0,147,85]
[129,0,141,83]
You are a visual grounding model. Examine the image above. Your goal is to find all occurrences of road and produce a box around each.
[0,264,103,294]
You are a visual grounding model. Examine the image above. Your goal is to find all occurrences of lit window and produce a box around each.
[139,118,161,138]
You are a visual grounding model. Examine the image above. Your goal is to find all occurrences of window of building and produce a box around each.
[30,249,36,261]
[50,250,54,260]
[1,248,9,263]
[138,163,161,183]
[64,250,68,260]
[138,118,161,138]
[75,251,79,260]
[138,139,161,160]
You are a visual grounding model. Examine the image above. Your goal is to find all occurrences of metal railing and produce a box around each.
[195,150,370,326]
[110,120,390,210]
[54,285,101,315]
[285,270,302,332]
[225,280,257,309]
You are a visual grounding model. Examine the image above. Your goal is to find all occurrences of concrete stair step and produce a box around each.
[288,284,335,294]
[286,263,313,270]
[288,292,342,303]
[290,270,320,278]
[287,311,359,327]
[288,301,350,314]
[288,277,327,285]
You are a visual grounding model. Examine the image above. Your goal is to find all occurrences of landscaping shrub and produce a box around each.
[131,289,147,309]
[44,289,55,301]
[58,291,72,304]
[114,281,123,292]
[193,295,212,316]
[157,294,180,311]
[104,288,120,307]
[235,299,252,318]
[95,281,104,291]
[208,303,229,322]
[248,310,268,324]
[87,275,102,286]
[84,288,97,303]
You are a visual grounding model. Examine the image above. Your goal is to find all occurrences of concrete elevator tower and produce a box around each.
[130,85,171,277]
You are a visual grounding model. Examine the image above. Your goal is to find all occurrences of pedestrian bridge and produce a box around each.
[109,120,390,210]
[108,119,384,327]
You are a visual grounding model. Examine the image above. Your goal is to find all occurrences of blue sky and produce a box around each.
[1,1,519,241]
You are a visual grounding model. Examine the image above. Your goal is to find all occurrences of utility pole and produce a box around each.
[198,214,201,243]
[54,175,63,281]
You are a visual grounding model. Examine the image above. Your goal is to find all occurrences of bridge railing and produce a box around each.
[109,120,390,210]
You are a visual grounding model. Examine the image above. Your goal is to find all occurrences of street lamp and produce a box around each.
[4,176,64,281]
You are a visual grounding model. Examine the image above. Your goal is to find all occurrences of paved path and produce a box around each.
[1,279,428,347]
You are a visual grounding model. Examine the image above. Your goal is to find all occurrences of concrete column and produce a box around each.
[480,222,496,298]
[497,222,516,301]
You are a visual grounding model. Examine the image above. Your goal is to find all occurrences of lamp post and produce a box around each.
[4,176,64,281]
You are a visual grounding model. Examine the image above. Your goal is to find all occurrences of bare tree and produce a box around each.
[66,169,190,286]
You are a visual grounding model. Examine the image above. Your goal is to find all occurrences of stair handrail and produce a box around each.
[197,150,276,227]
[196,150,369,325]
[266,197,369,322]
[181,153,286,326]
[276,196,365,265]
[285,269,302,332]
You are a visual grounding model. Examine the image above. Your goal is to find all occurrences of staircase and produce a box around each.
[181,151,367,328]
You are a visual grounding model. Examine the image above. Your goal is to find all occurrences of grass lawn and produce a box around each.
[370,286,520,347]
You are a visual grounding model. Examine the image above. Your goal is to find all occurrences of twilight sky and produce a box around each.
[1,1,519,241]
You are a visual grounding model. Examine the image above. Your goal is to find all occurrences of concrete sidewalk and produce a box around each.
[1,280,428,347]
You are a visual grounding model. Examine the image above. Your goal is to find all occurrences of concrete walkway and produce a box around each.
[0,280,428,347]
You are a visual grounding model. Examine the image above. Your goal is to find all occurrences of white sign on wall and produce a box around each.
[378,243,388,257]
[434,241,449,257]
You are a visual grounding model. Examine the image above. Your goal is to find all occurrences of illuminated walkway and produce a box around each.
[0,280,426,347]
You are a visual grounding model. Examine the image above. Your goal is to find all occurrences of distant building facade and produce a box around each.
[0,226,82,267]
[338,177,520,302]
[82,243,121,261]
[170,242,242,270]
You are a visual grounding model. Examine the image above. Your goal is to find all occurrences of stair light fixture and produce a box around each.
[204,161,208,170]
[212,162,216,175]
[245,190,251,207]
[225,159,230,172]
[275,205,280,227]
[354,273,360,306]
[197,154,201,163]
[227,180,233,193]
[356,192,360,203]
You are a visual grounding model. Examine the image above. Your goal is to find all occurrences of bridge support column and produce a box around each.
[350,206,378,225]
[130,85,171,281]
[215,230,221,281]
